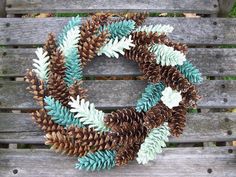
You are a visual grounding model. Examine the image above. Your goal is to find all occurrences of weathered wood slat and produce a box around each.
[0,112,235,144]
[0,147,235,177]
[6,0,219,14]
[0,0,6,17]
[1,48,236,77]
[0,17,236,45]
[0,80,236,110]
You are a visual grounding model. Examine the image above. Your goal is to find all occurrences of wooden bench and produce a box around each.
[0,0,236,176]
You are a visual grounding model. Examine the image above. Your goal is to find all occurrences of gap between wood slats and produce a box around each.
[5,0,219,14]
[0,112,235,143]
[0,17,236,45]
[0,147,235,177]
[0,80,235,110]
[1,48,236,77]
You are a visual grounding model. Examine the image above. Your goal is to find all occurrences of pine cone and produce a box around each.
[68,81,88,100]
[50,50,66,77]
[124,12,148,26]
[181,85,200,108]
[24,69,45,106]
[43,33,57,58]
[161,37,188,55]
[124,45,155,63]
[131,31,166,46]
[104,107,145,132]
[92,13,113,26]
[168,103,187,137]
[79,19,109,65]
[47,73,69,106]
[45,131,87,156]
[139,62,199,105]
[138,61,161,83]
[160,66,191,93]
[32,109,65,133]
[131,32,188,54]
[144,101,172,129]
[67,127,116,152]
[109,125,147,147]
[79,19,100,44]
[160,65,200,107]
[116,143,140,166]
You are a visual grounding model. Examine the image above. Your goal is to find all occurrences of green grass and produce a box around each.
[55,13,89,17]
[188,108,198,113]
[219,44,236,48]
[149,12,184,17]
[223,76,236,80]
[229,2,236,17]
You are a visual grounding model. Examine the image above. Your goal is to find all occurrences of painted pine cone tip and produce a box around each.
[25,12,202,171]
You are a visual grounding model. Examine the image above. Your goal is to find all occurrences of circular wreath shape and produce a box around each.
[25,13,203,171]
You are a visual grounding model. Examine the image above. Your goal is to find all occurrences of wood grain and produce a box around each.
[1,48,236,77]
[0,80,236,110]
[0,17,236,45]
[0,147,235,177]
[6,0,219,14]
[0,112,235,143]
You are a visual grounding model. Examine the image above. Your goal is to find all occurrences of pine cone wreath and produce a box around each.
[25,13,202,171]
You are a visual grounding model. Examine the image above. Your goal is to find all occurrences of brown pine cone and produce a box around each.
[67,127,116,152]
[79,19,100,44]
[161,38,188,55]
[124,12,148,26]
[168,103,187,137]
[131,31,166,46]
[79,19,109,65]
[92,13,113,26]
[50,50,66,77]
[116,143,140,166]
[104,107,145,132]
[144,101,172,129]
[24,69,45,106]
[68,81,88,100]
[138,62,200,107]
[43,32,57,58]
[47,73,69,106]
[160,66,191,93]
[109,125,147,147]
[138,61,161,83]
[32,109,65,133]
[181,85,200,108]
[45,131,88,156]
[131,32,188,54]
[139,62,192,92]
[124,45,155,63]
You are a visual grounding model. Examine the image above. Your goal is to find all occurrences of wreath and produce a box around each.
[25,13,202,171]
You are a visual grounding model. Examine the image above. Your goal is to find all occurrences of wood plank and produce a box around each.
[0,112,235,144]
[0,0,6,17]
[0,80,235,110]
[0,17,236,45]
[6,0,219,14]
[0,147,235,177]
[1,48,236,77]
